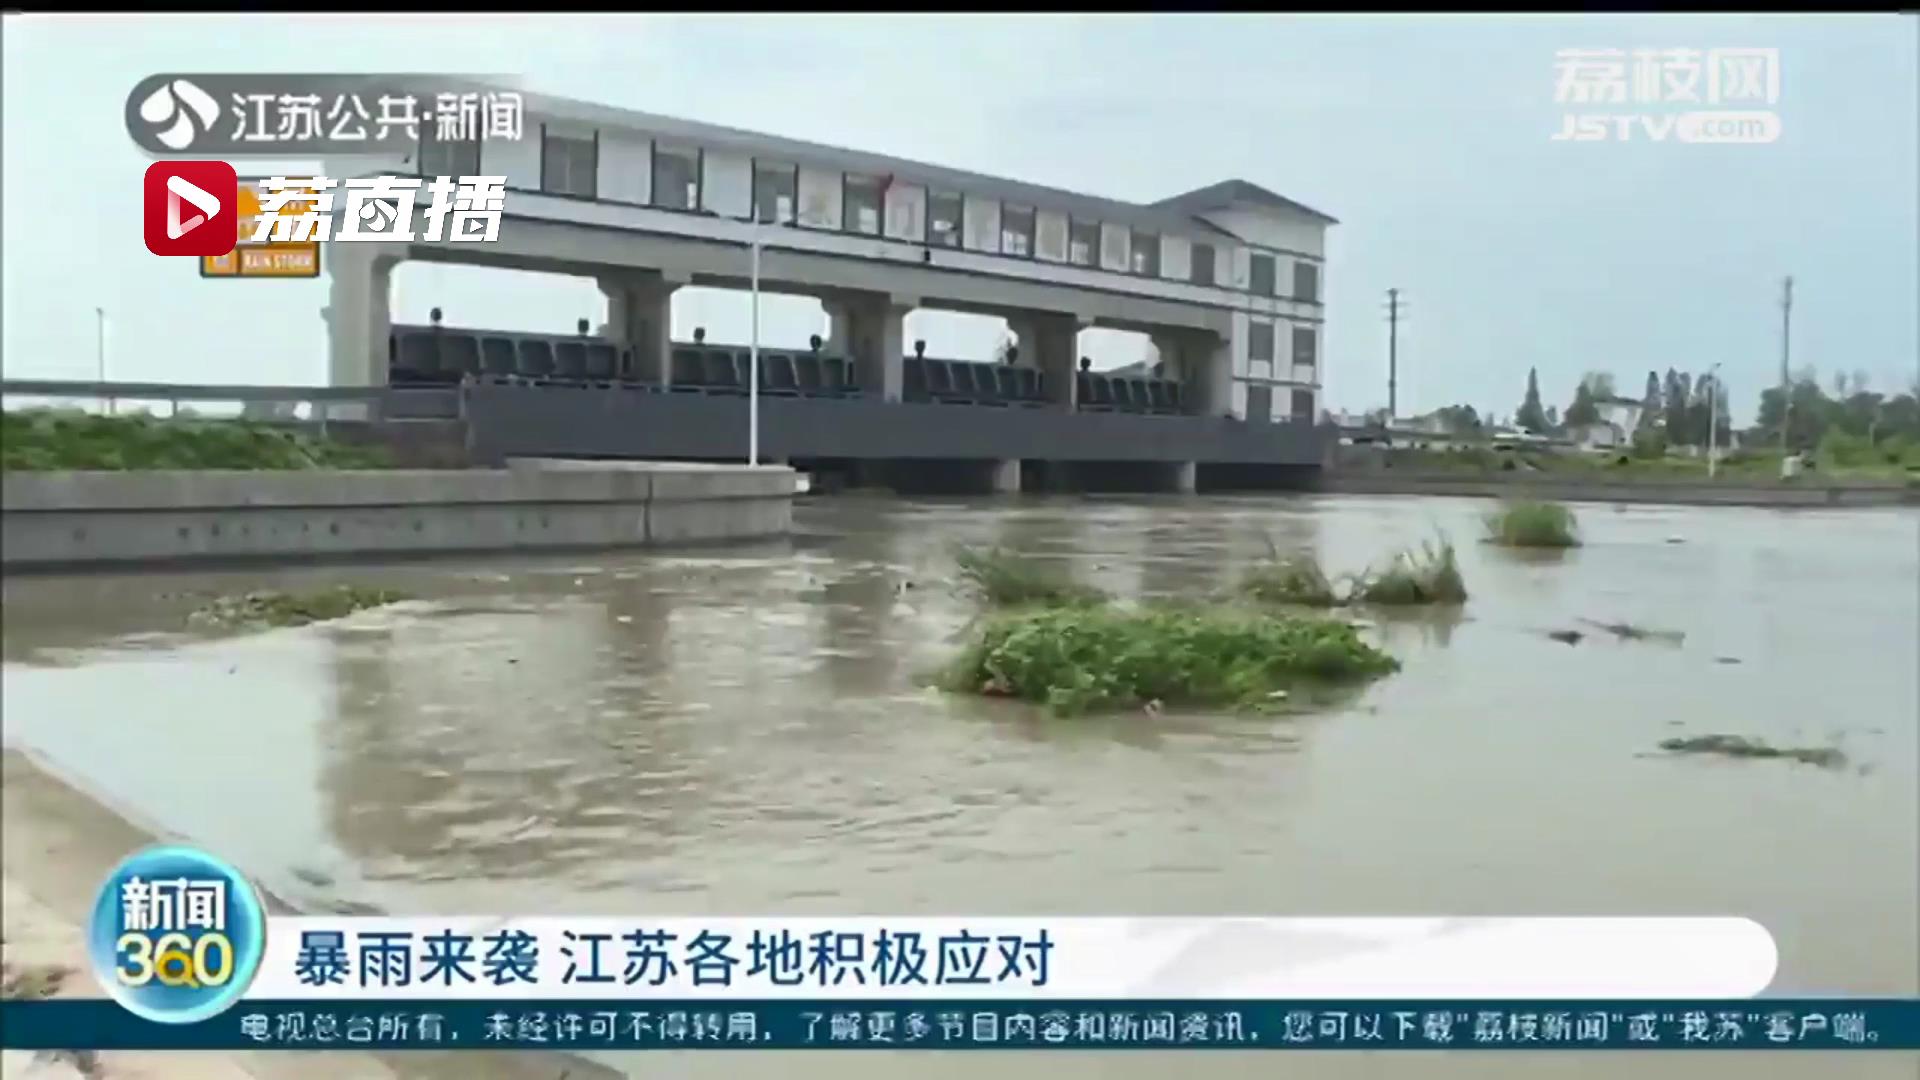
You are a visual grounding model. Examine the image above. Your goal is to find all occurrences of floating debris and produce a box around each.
[1657,734,1846,769]
[291,866,335,888]
[188,586,409,629]
[1579,618,1685,644]
[1546,629,1585,646]
[0,960,70,1000]
[1715,656,1742,665]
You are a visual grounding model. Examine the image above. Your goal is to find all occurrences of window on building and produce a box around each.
[1291,389,1316,421]
[1294,261,1321,302]
[652,144,699,210]
[541,128,597,199]
[845,173,883,235]
[1246,384,1273,424]
[1130,230,1160,276]
[418,126,479,179]
[1001,204,1035,257]
[1068,219,1099,266]
[1250,253,1276,296]
[928,190,963,247]
[1191,243,1216,286]
[1249,320,1276,363]
[752,161,797,224]
[1292,326,1318,368]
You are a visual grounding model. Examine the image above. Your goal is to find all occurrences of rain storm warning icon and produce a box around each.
[138,79,221,151]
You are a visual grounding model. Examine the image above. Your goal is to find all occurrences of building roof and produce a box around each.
[404,77,1335,241]
[1151,179,1341,226]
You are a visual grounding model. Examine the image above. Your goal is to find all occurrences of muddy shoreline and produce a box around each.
[0,748,617,1080]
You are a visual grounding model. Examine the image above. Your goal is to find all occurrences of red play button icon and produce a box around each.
[144,161,237,257]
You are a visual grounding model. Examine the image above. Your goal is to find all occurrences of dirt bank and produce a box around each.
[1316,470,1917,508]
[0,749,616,1080]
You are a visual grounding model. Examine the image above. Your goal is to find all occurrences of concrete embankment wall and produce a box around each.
[1,459,795,571]
[1317,471,1919,509]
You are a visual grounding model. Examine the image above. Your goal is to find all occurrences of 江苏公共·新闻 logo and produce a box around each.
[1551,47,1782,144]
[136,78,223,150]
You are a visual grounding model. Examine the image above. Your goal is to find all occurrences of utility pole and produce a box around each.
[1778,275,1793,456]
[95,307,110,416]
[1707,361,1723,479]
[748,217,762,468]
[1385,288,1401,424]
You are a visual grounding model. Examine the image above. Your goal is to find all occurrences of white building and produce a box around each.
[1571,395,1647,450]
[321,80,1336,425]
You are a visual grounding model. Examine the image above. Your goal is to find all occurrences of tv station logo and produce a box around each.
[126,73,524,157]
[89,845,267,1023]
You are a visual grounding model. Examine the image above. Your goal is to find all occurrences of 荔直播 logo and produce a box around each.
[136,78,222,151]
[144,161,237,258]
[89,844,267,1024]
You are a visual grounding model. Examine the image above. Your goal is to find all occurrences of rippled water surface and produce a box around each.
[4,494,1916,1078]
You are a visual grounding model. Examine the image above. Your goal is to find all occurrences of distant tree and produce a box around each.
[1515,368,1549,433]
[1637,371,1663,434]
[1564,382,1600,428]
[1663,369,1693,444]
[1545,405,1560,428]
[1432,404,1483,436]
[1580,371,1617,400]
[1880,391,1918,434]
[991,333,1016,365]
[1754,374,1836,452]
[1685,373,1732,448]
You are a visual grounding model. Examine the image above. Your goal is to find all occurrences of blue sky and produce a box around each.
[3,14,1914,423]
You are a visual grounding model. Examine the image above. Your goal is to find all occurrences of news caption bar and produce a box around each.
[4,844,1912,1053]
[9,998,1915,1051]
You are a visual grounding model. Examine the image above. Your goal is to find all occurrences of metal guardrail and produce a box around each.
[0,379,464,426]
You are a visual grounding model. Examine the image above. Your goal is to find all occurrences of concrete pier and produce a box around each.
[0,460,795,571]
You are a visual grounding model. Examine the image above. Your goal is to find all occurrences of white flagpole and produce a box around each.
[748,217,761,467]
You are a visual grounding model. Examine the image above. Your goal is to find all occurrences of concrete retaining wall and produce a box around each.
[1318,471,1920,508]
[1,460,795,570]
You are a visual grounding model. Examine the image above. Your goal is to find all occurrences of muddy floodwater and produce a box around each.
[4,495,1916,1079]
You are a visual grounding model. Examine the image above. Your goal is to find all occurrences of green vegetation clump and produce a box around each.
[1240,556,1340,608]
[1658,734,1845,769]
[1351,539,1468,606]
[952,544,1107,609]
[189,586,409,629]
[2,410,389,472]
[943,604,1399,715]
[1483,500,1581,548]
